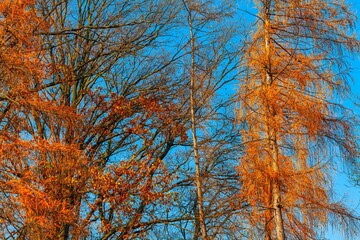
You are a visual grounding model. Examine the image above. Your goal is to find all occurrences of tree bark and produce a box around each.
[263,1,285,239]
[186,2,208,238]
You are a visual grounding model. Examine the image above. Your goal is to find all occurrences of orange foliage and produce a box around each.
[238,0,359,239]
[0,1,186,239]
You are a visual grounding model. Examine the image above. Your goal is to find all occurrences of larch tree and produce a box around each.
[0,0,75,238]
[0,0,85,237]
[1,0,359,239]
[237,0,359,239]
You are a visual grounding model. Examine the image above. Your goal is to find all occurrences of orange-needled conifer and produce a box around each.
[237,0,359,239]
[0,0,78,238]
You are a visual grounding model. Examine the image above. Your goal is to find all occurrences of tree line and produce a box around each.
[0,0,359,239]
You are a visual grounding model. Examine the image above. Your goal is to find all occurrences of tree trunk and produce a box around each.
[187,3,207,239]
[263,1,285,239]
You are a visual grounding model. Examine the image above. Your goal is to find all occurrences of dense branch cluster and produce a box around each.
[0,0,359,239]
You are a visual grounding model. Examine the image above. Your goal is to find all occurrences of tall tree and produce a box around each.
[237,0,359,239]
[180,1,244,239]
[1,0,359,239]
[0,0,187,239]
[0,0,80,238]
[182,0,209,238]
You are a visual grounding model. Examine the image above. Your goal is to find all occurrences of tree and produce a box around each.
[182,0,212,238]
[0,0,244,238]
[1,0,359,239]
[0,1,67,238]
[0,0,188,239]
[139,1,247,238]
[180,1,246,239]
[237,0,359,239]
